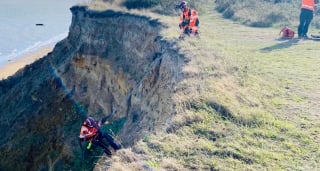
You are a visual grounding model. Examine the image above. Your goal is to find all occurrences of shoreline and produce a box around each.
[0,46,53,80]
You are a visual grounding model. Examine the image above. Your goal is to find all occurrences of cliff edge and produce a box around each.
[0,6,185,170]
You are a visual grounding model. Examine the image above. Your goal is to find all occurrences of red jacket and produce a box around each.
[79,125,98,140]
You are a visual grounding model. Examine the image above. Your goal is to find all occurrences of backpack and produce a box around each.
[280,27,294,39]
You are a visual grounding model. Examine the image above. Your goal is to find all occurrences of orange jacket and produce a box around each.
[79,125,98,140]
[189,10,199,33]
[301,0,315,11]
[179,7,191,24]
[189,10,199,27]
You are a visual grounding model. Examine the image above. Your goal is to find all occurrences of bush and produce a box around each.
[265,11,286,23]
[215,1,235,13]
[122,0,159,9]
[121,0,205,15]
[222,8,235,19]
[250,21,272,28]
[215,0,301,28]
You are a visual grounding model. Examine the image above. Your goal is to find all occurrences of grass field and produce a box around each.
[90,1,320,170]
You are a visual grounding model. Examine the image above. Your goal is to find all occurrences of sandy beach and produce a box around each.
[0,47,53,80]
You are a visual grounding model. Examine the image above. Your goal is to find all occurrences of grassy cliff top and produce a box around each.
[84,0,320,170]
[86,0,320,28]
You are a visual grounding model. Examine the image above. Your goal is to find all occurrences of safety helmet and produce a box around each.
[83,117,95,127]
[191,9,197,16]
[179,1,188,9]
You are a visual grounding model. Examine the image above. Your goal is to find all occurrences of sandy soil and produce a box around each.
[0,47,53,80]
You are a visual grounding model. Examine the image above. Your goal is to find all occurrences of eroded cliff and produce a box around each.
[0,6,184,170]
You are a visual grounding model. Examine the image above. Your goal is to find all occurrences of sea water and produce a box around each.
[0,0,87,66]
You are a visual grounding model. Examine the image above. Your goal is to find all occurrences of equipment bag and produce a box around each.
[280,27,294,39]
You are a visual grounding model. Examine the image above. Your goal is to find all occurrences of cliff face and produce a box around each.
[0,6,184,170]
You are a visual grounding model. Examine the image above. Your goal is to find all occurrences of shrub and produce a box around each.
[250,21,272,27]
[122,0,159,9]
[223,8,235,19]
[120,0,205,15]
[215,0,302,28]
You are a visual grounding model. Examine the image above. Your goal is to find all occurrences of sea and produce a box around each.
[0,0,87,66]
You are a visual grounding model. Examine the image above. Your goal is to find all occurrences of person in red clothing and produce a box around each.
[79,117,99,140]
[79,113,121,156]
[298,0,318,38]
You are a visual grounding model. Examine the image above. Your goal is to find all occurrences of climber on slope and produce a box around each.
[79,110,121,156]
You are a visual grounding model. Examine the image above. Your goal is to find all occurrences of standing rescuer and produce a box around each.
[79,111,121,156]
[298,0,318,38]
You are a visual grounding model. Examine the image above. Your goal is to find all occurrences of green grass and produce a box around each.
[89,1,320,170]
[125,2,320,171]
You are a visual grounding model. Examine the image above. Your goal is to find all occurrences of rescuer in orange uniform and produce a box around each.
[189,9,199,35]
[298,0,318,38]
[176,1,199,36]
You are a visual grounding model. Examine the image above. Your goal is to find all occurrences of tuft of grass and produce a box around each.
[160,158,184,171]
